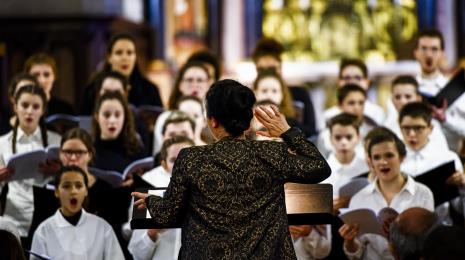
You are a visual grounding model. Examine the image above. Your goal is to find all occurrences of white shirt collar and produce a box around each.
[54,209,88,228]
[367,174,415,196]
[15,127,42,143]
[416,73,448,96]
[406,138,434,161]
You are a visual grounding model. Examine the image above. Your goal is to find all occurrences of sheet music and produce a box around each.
[6,146,59,181]
[340,208,385,237]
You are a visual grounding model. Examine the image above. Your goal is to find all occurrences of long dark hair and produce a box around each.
[12,85,48,154]
[88,33,143,89]
[0,230,26,260]
[253,69,296,118]
[92,91,141,155]
[104,33,147,86]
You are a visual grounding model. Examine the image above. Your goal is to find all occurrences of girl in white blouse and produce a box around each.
[0,85,61,241]
[339,128,433,260]
[30,165,124,260]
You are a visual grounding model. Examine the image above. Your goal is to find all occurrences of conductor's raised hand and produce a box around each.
[132,191,150,210]
[254,105,290,138]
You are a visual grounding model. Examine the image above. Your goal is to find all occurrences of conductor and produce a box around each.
[132,79,331,259]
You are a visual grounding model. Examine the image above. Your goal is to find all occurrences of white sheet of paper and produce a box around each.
[340,208,384,237]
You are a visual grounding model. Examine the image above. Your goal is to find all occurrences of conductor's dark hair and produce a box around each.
[206,79,256,137]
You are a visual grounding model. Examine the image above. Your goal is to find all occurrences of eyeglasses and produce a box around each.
[400,125,428,134]
[61,149,88,157]
[340,75,364,81]
[182,77,209,84]
[418,46,441,54]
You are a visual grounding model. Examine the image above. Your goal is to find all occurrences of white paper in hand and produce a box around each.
[340,208,385,237]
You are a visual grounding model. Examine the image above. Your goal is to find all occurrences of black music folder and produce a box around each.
[131,183,333,229]
[414,161,459,206]
[424,69,465,107]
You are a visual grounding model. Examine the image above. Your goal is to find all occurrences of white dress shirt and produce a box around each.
[31,209,124,260]
[0,127,61,237]
[323,152,369,198]
[293,225,332,260]
[343,175,434,260]
[401,139,463,177]
[417,74,465,151]
[128,166,181,260]
[349,175,435,213]
[401,138,465,225]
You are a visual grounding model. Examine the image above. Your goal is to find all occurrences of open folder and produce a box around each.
[131,183,333,229]
[414,160,458,206]
[6,146,59,181]
[339,207,399,237]
[423,68,465,107]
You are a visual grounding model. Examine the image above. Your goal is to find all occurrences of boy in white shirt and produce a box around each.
[323,113,368,212]
[384,75,449,150]
[323,58,385,128]
[414,29,465,151]
[318,84,375,157]
[399,102,465,225]
[129,136,194,260]
[399,102,464,177]
[339,128,434,260]
[30,165,124,260]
